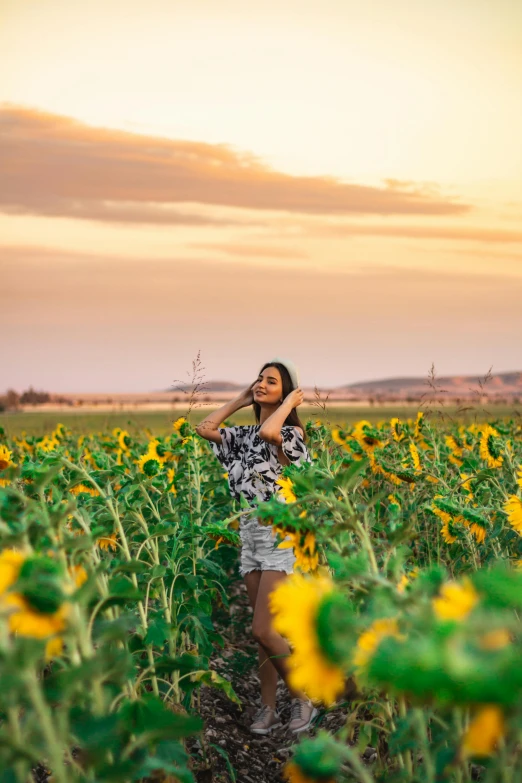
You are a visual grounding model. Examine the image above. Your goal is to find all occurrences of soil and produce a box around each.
[30,575,354,783]
[191,577,354,783]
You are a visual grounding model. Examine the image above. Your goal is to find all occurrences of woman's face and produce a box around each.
[253,366,283,405]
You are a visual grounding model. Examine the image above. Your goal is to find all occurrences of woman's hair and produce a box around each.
[253,362,307,443]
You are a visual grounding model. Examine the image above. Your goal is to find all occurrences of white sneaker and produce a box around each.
[250,704,282,735]
[288,698,318,733]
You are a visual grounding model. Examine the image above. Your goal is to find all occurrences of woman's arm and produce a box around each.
[195,383,255,444]
[259,389,304,445]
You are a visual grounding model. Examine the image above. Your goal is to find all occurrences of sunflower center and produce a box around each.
[143,458,160,476]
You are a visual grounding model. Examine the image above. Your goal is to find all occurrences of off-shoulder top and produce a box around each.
[209,425,312,520]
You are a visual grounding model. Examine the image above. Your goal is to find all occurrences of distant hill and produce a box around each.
[170,371,522,398]
[7,371,521,413]
[167,380,244,392]
[338,371,522,399]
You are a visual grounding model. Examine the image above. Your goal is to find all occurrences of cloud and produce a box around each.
[309,222,522,244]
[188,243,307,259]
[0,196,259,227]
[0,104,471,222]
[4,243,520,392]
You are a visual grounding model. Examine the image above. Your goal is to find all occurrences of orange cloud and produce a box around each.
[0,104,471,222]
[309,222,522,244]
[1,199,258,227]
[4,242,521,393]
[188,243,307,259]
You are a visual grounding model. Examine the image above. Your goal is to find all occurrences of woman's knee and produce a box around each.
[252,620,277,648]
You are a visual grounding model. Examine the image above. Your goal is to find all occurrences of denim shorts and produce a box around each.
[239,519,296,577]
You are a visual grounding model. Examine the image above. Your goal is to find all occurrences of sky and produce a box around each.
[2,0,522,393]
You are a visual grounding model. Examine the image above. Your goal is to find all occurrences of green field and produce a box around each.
[1,403,518,437]
[1,406,522,780]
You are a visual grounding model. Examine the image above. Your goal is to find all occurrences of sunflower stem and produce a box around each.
[25,670,68,783]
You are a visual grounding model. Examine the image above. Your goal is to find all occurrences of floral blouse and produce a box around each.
[210,425,312,517]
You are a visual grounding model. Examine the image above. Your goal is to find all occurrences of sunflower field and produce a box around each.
[0,410,521,782]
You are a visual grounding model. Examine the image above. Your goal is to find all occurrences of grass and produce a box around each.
[1,403,519,437]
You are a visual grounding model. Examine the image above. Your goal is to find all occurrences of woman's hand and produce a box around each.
[234,381,256,409]
[284,388,304,409]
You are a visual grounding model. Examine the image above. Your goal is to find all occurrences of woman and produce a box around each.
[195,357,317,735]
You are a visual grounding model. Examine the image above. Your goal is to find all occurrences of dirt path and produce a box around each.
[193,578,353,783]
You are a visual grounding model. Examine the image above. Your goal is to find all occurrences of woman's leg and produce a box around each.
[244,570,279,709]
[251,570,307,701]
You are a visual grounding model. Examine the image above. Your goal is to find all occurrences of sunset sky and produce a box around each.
[2,0,522,393]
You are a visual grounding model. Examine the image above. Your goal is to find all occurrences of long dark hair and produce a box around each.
[253,362,307,443]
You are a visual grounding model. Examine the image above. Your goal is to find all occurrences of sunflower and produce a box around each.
[65,515,85,538]
[275,476,297,503]
[0,445,15,486]
[69,483,100,497]
[463,520,487,544]
[461,706,505,758]
[409,442,421,474]
[431,503,450,527]
[146,439,167,465]
[173,417,187,433]
[479,629,511,651]
[67,564,88,589]
[351,420,383,451]
[397,567,419,594]
[283,762,335,783]
[390,418,404,442]
[7,592,68,640]
[82,447,99,470]
[460,508,488,544]
[432,578,478,621]
[0,549,70,660]
[137,451,163,477]
[269,573,345,706]
[6,592,69,660]
[445,435,463,457]
[331,429,351,451]
[97,533,118,552]
[396,575,409,593]
[432,497,463,544]
[167,467,177,495]
[274,526,319,573]
[368,452,405,486]
[51,423,65,441]
[479,424,503,468]
[460,473,474,503]
[504,495,522,535]
[517,465,522,489]
[37,435,60,453]
[117,429,131,451]
[0,444,12,471]
[386,471,405,486]
[368,451,384,476]
[13,437,33,454]
[0,549,26,594]
[448,452,464,468]
[353,618,403,676]
[388,494,401,510]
